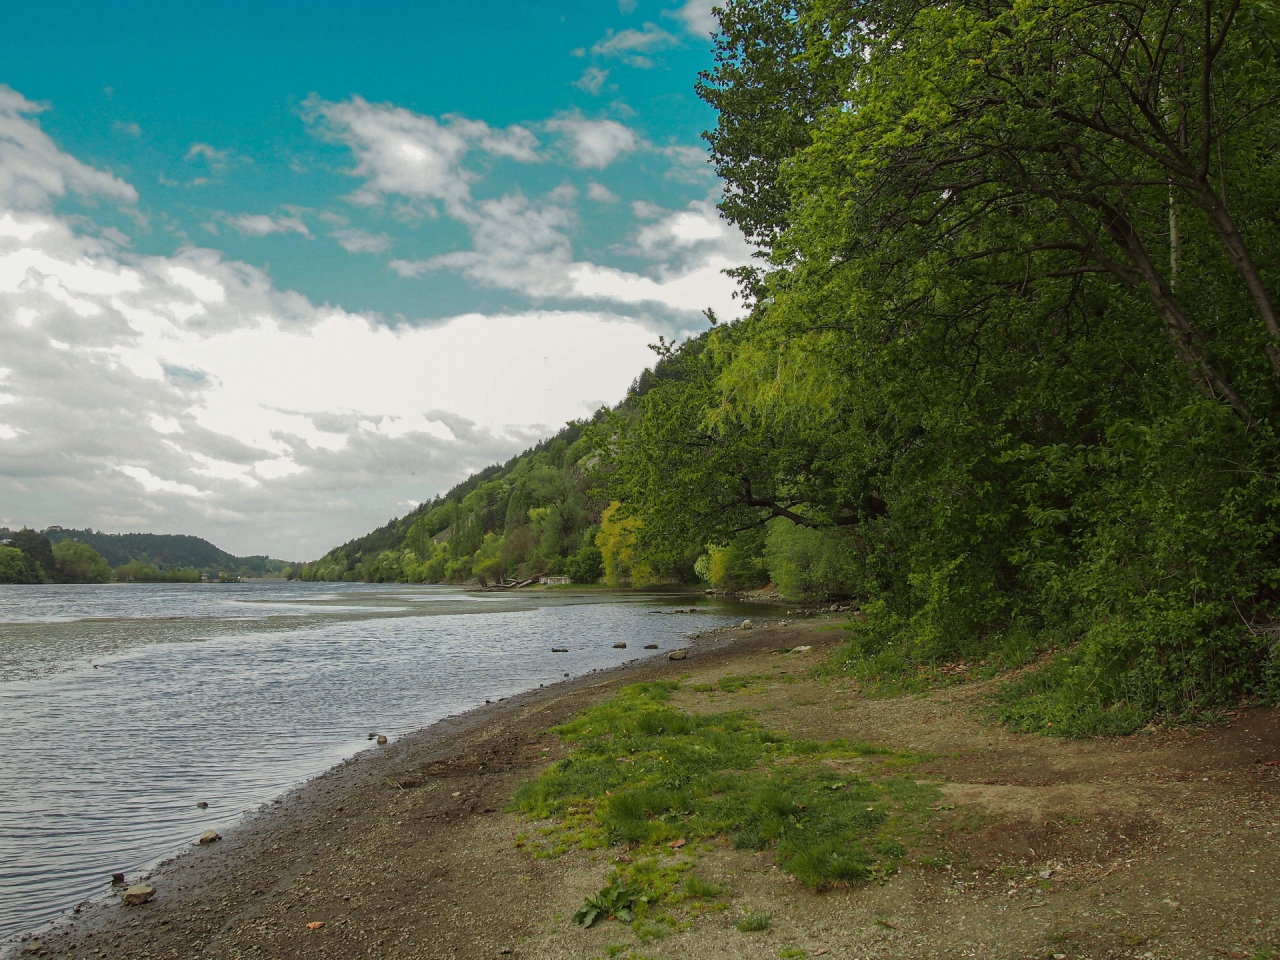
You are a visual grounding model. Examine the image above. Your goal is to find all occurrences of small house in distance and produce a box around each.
[540,575,571,586]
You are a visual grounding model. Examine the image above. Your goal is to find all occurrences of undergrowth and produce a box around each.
[513,680,937,909]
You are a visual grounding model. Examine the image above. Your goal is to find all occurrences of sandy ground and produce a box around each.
[15,619,1279,960]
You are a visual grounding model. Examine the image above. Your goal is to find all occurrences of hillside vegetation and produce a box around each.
[295,0,1280,731]
[0,527,293,583]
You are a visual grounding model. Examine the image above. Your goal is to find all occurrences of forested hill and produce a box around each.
[291,417,618,585]
[39,528,291,577]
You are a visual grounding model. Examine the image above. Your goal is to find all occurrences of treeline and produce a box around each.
[0,528,291,583]
[0,530,198,584]
[42,528,291,578]
[291,422,614,585]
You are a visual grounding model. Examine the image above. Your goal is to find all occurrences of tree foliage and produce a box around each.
[595,0,1280,730]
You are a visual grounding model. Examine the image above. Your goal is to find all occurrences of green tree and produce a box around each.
[52,541,111,583]
[0,546,42,584]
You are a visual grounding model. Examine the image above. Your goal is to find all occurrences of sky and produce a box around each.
[0,0,751,560]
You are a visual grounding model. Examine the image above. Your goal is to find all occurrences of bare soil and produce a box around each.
[20,619,1280,960]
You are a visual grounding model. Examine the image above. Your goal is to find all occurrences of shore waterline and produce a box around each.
[0,582,756,943]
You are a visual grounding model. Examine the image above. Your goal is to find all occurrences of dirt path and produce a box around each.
[19,620,1279,960]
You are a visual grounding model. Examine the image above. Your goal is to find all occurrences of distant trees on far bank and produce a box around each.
[0,530,201,584]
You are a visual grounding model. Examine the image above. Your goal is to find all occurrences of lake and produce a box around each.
[0,581,756,943]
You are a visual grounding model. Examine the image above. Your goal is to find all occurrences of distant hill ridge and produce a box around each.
[36,528,291,577]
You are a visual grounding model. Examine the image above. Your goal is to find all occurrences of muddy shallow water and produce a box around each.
[0,581,756,942]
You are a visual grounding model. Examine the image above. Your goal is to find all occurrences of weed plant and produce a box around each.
[513,682,936,893]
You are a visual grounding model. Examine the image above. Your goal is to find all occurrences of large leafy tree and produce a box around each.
[598,0,1280,726]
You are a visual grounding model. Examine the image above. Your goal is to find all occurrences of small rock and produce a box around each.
[199,830,220,845]
[613,642,627,649]
[1038,868,1053,879]
[668,650,687,660]
[376,735,388,745]
[195,801,209,809]
[791,645,812,653]
[306,920,325,930]
[121,883,155,906]
[740,619,752,629]
[551,647,568,653]
[111,872,126,885]
[367,733,376,740]
[644,644,658,650]
[22,939,43,954]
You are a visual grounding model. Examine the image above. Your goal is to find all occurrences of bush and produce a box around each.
[0,546,42,584]
[52,540,111,583]
[566,544,604,583]
[764,521,862,600]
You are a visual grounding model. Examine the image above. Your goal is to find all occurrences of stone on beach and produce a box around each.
[740,619,753,629]
[198,830,220,845]
[613,642,626,648]
[376,735,388,745]
[668,650,688,660]
[110,872,125,885]
[644,644,659,649]
[121,883,155,905]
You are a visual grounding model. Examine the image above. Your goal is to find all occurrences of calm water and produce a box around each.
[0,582,754,943]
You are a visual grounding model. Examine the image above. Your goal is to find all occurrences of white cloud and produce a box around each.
[590,24,680,67]
[113,120,141,137]
[0,90,670,558]
[304,95,539,215]
[225,213,312,238]
[332,228,391,254]
[665,0,718,36]
[0,87,137,209]
[574,67,610,95]
[587,182,618,202]
[117,465,209,498]
[661,144,713,181]
[545,116,638,169]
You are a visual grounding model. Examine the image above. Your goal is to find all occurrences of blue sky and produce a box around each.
[0,1,750,558]
[5,0,726,318]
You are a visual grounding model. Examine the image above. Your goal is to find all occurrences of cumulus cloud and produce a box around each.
[545,115,638,169]
[0,89,663,558]
[587,182,618,202]
[332,228,391,254]
[574,67,610,95]
[590,24,680,67]
[304,95,539,216]
[665,0,719,36]
[225,213,312,238]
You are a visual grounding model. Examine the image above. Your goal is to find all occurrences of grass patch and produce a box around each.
[681,875,721,899]
[737,911,772,931]
[514,681,936,899]
[718,674,763,693]
[989,652,1150,737]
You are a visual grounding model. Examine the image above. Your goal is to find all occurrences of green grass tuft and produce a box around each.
[737,911,772,932]
[513,682,936,894]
